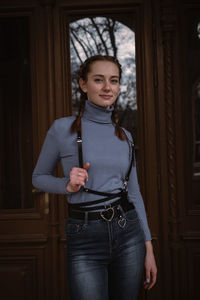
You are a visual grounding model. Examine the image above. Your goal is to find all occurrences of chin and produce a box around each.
[102,100,115,107]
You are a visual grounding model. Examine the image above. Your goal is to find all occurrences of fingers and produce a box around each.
[66,181,80,193]
[143,279,150,291]
[144,269,151,290]
[70,168,87,185]
[77,162,90,181]
[83,162,90,171]
[67,163,90,193]
[144,269,157,290]
[149,270,157,289]
[144,245,157,290]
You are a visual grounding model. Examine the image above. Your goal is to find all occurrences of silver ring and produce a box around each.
[146,278,150,283]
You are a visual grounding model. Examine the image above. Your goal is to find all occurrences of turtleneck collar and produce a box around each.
[82,100,114,124]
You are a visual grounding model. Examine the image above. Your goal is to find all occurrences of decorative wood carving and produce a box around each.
[161,3,179,241]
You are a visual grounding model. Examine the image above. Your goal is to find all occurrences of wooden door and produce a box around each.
[154,1,200,299]
[0,5,66,300]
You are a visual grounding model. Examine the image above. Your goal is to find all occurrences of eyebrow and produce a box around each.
[93,74,119,78]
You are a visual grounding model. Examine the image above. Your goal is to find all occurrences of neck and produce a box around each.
[82,100,114,124]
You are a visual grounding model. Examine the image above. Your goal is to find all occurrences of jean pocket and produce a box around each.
[124,209,138,223]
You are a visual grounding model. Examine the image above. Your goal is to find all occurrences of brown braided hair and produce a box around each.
[70,55,127,140]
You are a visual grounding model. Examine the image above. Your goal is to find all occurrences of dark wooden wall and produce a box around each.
[0,0,199,299]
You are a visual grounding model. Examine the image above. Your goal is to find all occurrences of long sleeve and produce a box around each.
[127,163,151,241]
[32,129,70,195]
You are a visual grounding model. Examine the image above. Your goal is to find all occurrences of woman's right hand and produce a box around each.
[66,162,90,193]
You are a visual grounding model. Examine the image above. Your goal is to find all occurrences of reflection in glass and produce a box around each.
[69,17,137,139]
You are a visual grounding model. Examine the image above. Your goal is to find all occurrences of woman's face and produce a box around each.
[79,60,120,108]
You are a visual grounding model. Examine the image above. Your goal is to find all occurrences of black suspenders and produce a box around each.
[76,130,135,203]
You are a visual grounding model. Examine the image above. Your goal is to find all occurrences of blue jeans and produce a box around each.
[66,208,145,300]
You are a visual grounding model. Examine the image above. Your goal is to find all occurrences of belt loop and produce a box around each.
[84,211,88,225]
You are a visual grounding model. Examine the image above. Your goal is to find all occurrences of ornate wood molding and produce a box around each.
[161,3,179,240]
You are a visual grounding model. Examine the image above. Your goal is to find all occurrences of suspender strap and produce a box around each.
[124,140,135,185]
[69,190,126,209]
[68,199,121,211]
[76,130,134,196]
[84,188,121,197]
[77,131,83,168]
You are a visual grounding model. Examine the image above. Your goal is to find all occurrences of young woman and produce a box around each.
[32,55,157,300]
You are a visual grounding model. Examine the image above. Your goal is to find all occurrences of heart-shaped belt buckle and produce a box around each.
[100,206,114,222]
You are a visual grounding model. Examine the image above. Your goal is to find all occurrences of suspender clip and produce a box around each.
[123,180,128,189]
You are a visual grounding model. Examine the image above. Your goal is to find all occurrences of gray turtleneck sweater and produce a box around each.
[32,100,151,241]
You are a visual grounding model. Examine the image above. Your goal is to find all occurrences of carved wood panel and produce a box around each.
[0,245,48,300]
[159,0,200,299]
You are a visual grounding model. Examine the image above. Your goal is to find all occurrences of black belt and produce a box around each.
[68,198,135,221]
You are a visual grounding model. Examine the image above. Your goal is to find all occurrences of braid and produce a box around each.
[70,95,86,133]
[111,103,127,140]
[70,60,88,134]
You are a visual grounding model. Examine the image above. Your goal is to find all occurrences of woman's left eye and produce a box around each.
[111,79,119,84]
[94,78,102,82]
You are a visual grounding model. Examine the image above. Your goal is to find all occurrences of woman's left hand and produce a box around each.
[144,241,157,290]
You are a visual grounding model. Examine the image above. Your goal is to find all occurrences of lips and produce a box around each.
[99,95,113,99]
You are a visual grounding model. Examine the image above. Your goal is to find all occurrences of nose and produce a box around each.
[103,80,111,91]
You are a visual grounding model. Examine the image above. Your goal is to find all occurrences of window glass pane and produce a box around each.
[0,17,33,209]
[69,15,137,141]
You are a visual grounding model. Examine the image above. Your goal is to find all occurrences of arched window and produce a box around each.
[69,16,137,140]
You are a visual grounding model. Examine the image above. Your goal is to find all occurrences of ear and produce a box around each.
[79,78,87,93]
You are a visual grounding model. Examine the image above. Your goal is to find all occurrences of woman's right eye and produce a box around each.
[94,78,102,82]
